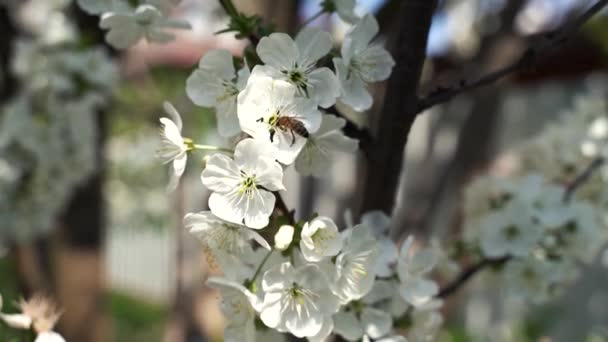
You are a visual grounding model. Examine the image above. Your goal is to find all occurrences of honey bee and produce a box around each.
[258,115,309,146]
[273,116,309,146]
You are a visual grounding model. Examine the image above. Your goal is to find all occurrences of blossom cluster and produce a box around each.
[153,1,451,340]
[189,211,443,342]
[77,0,191,49]
[0,0,117,246]
[151,0,608,340]
[463,91,608,302]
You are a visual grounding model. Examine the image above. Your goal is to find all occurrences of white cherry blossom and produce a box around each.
[330,224,378,304]
[361,211,398,277]
[157,101,187,191]
[407,300,443,342]
[397,236,439,308]
[478,201,544,258]
[186,49,250,137]
[256,28,340,108]
[207,277,262,342]
[333,14,395,112]
[362,280,408,318]
[201,138,285,229]
[300,216,343,262]
[295,114,358,177]
[185,210,271,255]
[100,4,190,49]
[260,263,340,338]
[502,259,564,303]
[238,70,322,164]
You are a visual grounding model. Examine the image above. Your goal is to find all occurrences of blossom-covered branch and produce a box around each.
[416,0,608,113]
[437,256,510,299]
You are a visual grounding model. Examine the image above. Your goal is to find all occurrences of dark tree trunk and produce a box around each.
[357,0,439,217]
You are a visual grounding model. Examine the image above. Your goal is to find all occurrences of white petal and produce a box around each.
[208,192,247,226]
[339,76,373,112]
[201,154,242,193]
[335,0,358,23]
[186,69,223,107]
[333,311,363,341]
[260,300,283,329]
[163,101,183,131]
[236,65,251,90]
[262,262,292,292]
[333,58,373,112]
[307,68,340,108]
[172,153,187,178]
[284,303,323,338]
[159,117,183,146]
[234,138,280,171]
[184,211,215,232]
[342,14,378,56]
[399,277,438,307]
[257,33,298,69]
[167,153,187,191]
[307,316,334,342]
[0,313,32,329]
[294,115,358,177]
[198,49,235,80]
[35,332,65,342]
[215,97,241,137]
[224,321,255,342]
[295,27,333,64]
[243,189,275,229]
[358,45,395,82]
[255,159,285,191]
[100,13,142,49]
[361,308,392,339]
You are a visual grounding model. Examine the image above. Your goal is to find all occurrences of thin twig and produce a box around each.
[416,0,608,113]
[437,256,510,298]
[563,157,605,202]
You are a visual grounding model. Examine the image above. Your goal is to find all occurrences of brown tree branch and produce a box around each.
[563,156,605,202]
[358,0,439,215]
[437,256,510,298]
[416,0,608,113]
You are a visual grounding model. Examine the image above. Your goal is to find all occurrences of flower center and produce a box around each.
[503,225,519,241]
[239,174,257,197]
[217,82,239,103]
[288,70,305,84]
[282,66,311,96]
[311,229,336,251]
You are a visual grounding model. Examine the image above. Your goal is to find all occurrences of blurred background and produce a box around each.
[0,0,607,341]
